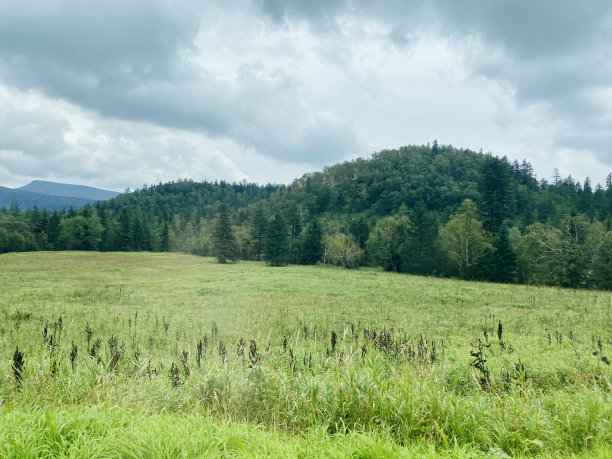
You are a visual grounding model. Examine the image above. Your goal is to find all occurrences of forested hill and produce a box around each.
[2,143,612,289]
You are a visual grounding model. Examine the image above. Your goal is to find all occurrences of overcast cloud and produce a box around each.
[0,0,611,190]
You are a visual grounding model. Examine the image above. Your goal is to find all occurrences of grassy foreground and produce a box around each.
[0,251,611,457]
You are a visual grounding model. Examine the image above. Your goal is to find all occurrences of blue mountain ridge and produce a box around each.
[1,181,120,211]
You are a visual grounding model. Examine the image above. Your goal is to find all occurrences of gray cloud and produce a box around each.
[0,0,611,189]
[255,0,612,170]
[0,0,360,167]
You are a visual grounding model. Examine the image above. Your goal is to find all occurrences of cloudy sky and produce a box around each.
[1,1,611,191]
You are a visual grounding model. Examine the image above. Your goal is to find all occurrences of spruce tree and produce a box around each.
[264,213,289,266]
[250,204,267,261]
[487,223,518,283]
[211,203,238,263]
[300,219,323,264]
[404,202,439,275]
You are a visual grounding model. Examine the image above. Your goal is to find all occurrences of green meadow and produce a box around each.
[0,251,611,457]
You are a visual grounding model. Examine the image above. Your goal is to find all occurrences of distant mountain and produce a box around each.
[18,180,120,201]
[0,180,120,211]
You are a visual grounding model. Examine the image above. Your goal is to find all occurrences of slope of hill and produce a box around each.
[18,180,119,201]
[2,144,612,289]
[0,186,97,211]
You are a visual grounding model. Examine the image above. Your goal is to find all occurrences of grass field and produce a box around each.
[0,251,611,457]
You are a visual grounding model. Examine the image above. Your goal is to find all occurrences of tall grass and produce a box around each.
[0,251,611,456]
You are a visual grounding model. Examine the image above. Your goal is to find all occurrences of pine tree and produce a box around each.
[211,203,238,263]
[487,224,518,283]
[480,156,511,232]
[264,213,289,266]
[299,219,323,264]
[118,209,133,251]
[250,204,267,261]
[405,202,438,275]
[349,217,370,248]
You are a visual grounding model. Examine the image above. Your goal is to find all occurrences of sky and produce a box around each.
[1,0,611,191]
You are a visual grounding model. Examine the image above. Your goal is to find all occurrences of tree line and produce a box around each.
[2,144,612,290]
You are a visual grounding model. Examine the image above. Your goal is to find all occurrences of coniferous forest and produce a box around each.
[2,143,612,290]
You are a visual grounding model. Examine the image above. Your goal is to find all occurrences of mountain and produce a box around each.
[0,180,120,211]
[18,180,120,201]
[0,186,97,211]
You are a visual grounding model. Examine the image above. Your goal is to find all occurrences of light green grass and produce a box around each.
[0,251,611,457]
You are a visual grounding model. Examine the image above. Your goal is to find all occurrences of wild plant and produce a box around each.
[212,321,218,338]
[180,350,190,376]
[237,338,245,357]
[469,339,491,391]
[169,362,181,387]
[196,339,203,368]
[330,331,337,353]
[85,323,93,351]
[497,321,506,350]
[107,336,123,372]
[249,340,259,368]
[12,346,24,390]
[218,341,227,364]
[163,317,169,340]
[70,342,78,371]
[90,338,102,358]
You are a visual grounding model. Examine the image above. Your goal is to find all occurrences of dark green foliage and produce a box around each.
[486,224,518,283]
[480,156,512,232]
[299,219,323,265]
[2,144,612,289]
[349,217,370,248]
[264,213,289,266]
[404,203,439,275]
[211,203,238,264]
[250,204,268,261]
[12,347,24,389]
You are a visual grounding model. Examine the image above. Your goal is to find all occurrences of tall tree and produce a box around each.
[485,223,518,283]
[437,199,494,278]
[349,216,370,248]
[211,203,238,263]
[480,156,511,232]
[264,213,289,266]
[404,203,439,275]
[118,209,133,251]
[324,233,362,268]
[250,204,267,261]
[299,219,324,265]
[366,213,412,272]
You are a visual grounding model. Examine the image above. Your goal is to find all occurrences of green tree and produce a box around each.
[517,223,564,285]
[436,199,494,278]
[485,224,518,283]
[264,213,289,266]
[57,216,104,250]
[480,156,512,232]
[324,233,362,269]
[299,219,324,265]
[160,221,177,252]
[250,204,268,261]
[366,214,413,272]
[117,209,133,251]
[211,203,238,263]
[349,216,370,248]
[404,203,439,275]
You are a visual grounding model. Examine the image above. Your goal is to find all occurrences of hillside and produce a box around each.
[18,180,120,201]
[0,186,97,212]
[1,144,612,289]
